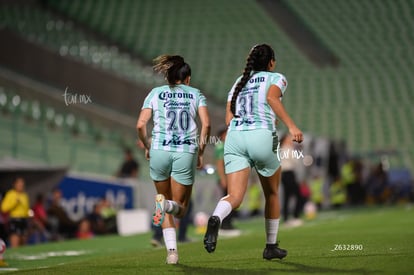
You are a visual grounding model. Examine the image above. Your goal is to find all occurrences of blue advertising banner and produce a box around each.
[58,174,134,221]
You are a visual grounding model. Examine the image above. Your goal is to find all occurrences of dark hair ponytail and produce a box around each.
[153,55,191,85]
[230,53,255,117]
[230,44,275,117]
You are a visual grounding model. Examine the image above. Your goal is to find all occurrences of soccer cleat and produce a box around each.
[203,216,221,253]
[263,243,288,260]
[152,194,166,227]
[166,249,179,264]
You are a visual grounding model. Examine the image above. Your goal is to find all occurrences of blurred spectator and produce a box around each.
[87,203,107,235]
[353,159,365,204]
[117,148,139,178]
[387,168,412,203]
[365,162,390,204]
[99,197,117,234]
[298,181,310,210]
[1,177,30,248]
[76,218,94,240]
[309,175,324,210]
[100,197,116,219]
[0,192,7,244]
[280,134,302,224]
[30,193,50,243]
[341,159,365,205]
[47,188,78,240]
[327,142,341,180]
[330,176,346,208]
[0,213,6,246]
[247,180,262,217]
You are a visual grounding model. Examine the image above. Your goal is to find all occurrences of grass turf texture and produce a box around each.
[1,205,413,274]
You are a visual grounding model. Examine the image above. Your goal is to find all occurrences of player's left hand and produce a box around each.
[197,154,203,169]
[289,126,303,143]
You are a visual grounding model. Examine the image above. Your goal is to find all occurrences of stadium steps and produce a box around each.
[45,0,314,103]
[0,83,147,177]
[0,3,164,87]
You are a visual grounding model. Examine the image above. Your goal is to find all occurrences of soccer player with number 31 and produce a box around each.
[204,44,303,260]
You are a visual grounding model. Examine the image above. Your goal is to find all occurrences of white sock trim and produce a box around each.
[163,227,177,251]
[265,219,280,245]
[166,200,180,215]
[212,200,233,222]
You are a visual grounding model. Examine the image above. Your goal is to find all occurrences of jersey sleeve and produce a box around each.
[141,89,155,109]
[227,76,241,102]
[198,92,207,107]
[270,73,288,96]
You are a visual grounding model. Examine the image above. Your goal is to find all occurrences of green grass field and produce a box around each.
[1,205,413,274]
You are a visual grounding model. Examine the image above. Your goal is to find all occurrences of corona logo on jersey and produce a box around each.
[158,91,194,100]
[248,76,265,83]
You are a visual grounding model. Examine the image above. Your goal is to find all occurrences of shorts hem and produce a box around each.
[256,163,281,177]
[225,164,251,175]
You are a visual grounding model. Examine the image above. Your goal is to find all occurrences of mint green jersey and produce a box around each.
[142,84,207,153]
[227,71,288,132]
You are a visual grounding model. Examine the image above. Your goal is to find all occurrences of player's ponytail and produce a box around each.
[230,53,255,117]
[230,44,275,117]
[153,55,191,85]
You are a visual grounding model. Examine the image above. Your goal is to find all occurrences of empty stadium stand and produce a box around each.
[0,0,413,175]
